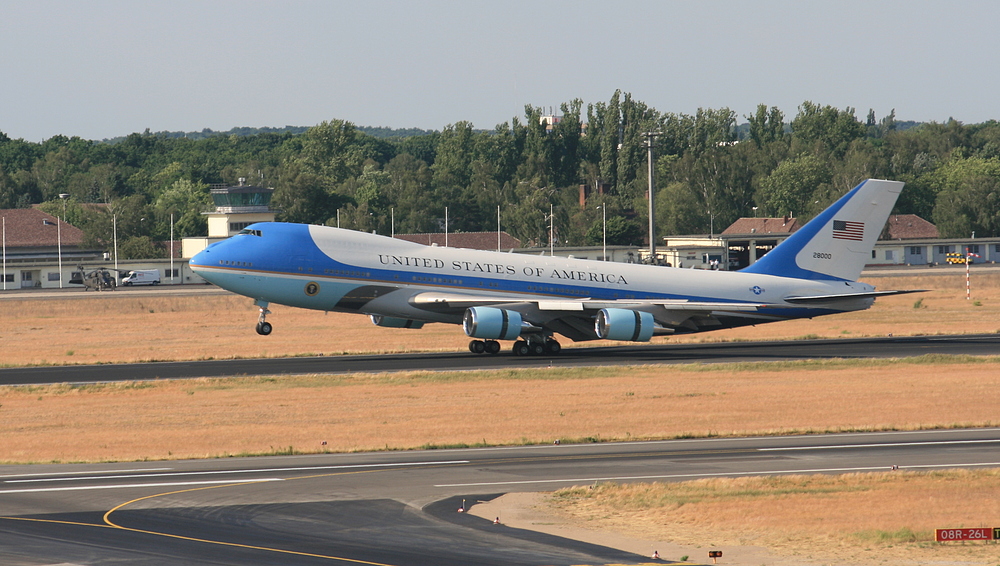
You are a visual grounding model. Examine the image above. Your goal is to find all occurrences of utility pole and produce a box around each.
[170,213,174,282]
[549,203,554,257]
[643,131,661,263]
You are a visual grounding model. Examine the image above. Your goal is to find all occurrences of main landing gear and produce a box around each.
[468,340,502,355]
[469,337,561,355]
[255,301,272,335]
[512,338,561,356]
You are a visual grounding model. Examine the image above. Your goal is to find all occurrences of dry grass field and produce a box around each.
[2,357,998,463]
[549,470,1000,565]
[1,271,998,366]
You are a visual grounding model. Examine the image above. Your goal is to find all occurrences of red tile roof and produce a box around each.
[884,214,939,240]
[721,217,801,235]
[0,209,85,247]
[395,231,522,250]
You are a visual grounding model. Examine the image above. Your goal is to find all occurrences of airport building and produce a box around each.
[4,202,1000,292]
[181,181,279,259]
[0,206,194,289]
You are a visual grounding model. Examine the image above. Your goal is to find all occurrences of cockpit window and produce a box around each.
[238,229,262,237]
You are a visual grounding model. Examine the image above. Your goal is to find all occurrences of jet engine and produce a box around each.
[462,307,522,341]
[594,308,654,342]
[369,315,425,329]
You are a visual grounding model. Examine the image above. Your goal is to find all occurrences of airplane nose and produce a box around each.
[190,246,214,271]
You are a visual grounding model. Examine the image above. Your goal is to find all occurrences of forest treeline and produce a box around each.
[2,90,999,259]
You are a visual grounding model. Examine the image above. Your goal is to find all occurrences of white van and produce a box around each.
[121,269,161,286]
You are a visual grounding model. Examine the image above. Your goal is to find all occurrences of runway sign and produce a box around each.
[935,528,992,542]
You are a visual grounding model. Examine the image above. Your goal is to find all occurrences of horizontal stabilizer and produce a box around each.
[783,289,926,304]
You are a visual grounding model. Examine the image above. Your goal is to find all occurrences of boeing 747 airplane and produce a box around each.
[190,178,917,355]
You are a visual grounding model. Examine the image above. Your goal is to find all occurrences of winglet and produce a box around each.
[741,179,904,281]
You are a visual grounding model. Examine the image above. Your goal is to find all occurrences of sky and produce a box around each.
[1,0,998,142]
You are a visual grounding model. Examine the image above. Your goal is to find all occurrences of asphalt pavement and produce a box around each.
[1,429,998,565]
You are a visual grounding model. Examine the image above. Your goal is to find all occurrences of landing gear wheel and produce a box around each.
[469,340,486,354]
[513,341,530,356]
[485,340,501,355]
[544,339,561,355]
[529,342,545,356]
[256,305,272,336]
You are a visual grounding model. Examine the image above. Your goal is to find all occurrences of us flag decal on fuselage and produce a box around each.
[832,220,864,241]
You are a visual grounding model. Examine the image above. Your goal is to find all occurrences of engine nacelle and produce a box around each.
[462,307,522,341]
[595,308,654,342]
[369,314,425,329]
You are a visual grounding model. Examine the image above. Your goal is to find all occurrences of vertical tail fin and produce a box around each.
[741,179,904,281]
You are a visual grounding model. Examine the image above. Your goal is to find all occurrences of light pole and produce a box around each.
[170,212,174,282]
[112,213,118,272]
[390,207,395,238]
[596,204,608,261]
[643,131,661,263]
[548,203,554,257]
[58,194,69,288]
[444,207,449,247]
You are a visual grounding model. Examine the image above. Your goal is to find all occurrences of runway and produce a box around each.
[1,428,998,565]
[0,333,997,386]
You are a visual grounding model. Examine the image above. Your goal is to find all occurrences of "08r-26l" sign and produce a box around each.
[935,528,993,542]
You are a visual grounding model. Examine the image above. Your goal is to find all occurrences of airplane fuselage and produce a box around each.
[191,223,874,330]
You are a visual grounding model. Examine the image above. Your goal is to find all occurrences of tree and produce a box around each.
[746,104,785,146]
[656,181,707,235]
[0,165,16,208]
[272,161,351,225]
[155,179,211,238]
[118,235,164,259]
[929,156,1000,237]
[585,215,643,246]
[299,120,365,185]
[790,101,865,157]
[384,153,435,233]
[755,154,832,218]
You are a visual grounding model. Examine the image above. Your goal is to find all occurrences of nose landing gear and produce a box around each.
[255,301,272,335]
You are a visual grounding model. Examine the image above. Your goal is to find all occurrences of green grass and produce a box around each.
[851,527,928,544]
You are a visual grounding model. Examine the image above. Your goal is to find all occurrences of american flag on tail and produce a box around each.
[832,220,864,241]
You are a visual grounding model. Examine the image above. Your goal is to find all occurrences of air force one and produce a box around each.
[190,179,919,356]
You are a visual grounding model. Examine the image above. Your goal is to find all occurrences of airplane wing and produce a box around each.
[408,291,773,341]
[409,291,766,312]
